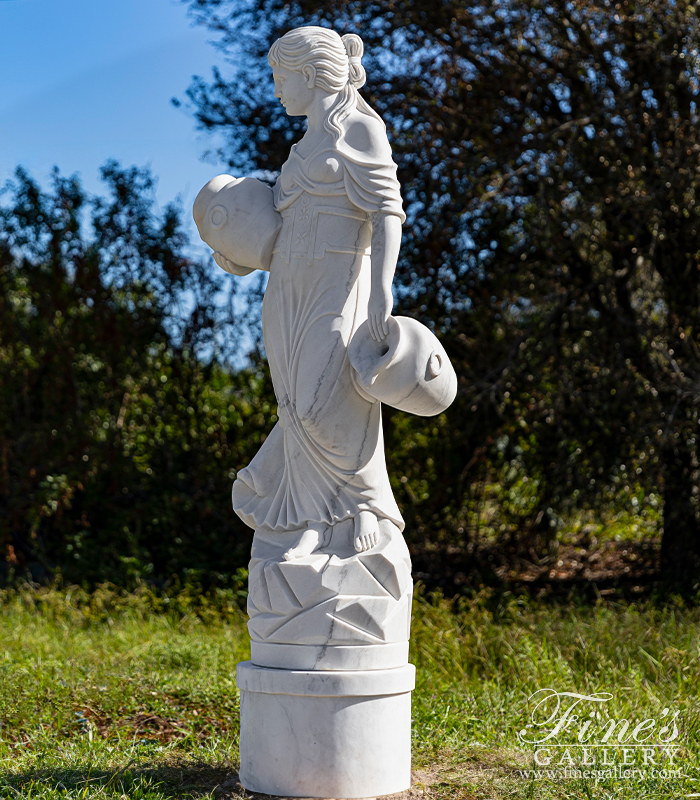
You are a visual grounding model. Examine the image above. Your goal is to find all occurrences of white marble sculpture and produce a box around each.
[194,25,456,798]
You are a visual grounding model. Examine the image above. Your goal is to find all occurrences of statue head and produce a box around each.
[268,26,365,92]
[268,26,373,140]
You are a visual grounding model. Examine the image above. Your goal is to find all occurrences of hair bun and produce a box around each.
[341,33,366,89]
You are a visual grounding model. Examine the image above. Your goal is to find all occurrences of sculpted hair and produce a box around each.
[268,26,381,141]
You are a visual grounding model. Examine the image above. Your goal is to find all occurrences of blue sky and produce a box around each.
[0,0,229,243]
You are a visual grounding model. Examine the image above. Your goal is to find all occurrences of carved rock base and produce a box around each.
[237,661,415,798]
[247,519,412,655]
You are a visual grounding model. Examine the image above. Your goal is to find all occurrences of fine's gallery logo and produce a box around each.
[517,689,683,783]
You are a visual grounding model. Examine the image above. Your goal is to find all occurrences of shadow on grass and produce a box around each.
[0,763,477,799]
[0,762,246,799]
[0,755,504,800]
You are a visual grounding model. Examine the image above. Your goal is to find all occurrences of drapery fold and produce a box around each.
[232,115,405,533]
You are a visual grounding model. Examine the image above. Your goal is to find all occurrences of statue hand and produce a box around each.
[213,252,255,277]
[367,286,392,341]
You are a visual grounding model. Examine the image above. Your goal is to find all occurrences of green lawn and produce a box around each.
[0,584,698,799]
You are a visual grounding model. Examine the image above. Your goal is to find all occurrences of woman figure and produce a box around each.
[231,26,405,559]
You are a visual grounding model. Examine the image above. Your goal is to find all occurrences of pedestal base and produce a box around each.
[236,661,415,798]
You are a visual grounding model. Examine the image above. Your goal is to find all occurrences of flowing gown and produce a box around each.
[232,112,406,534]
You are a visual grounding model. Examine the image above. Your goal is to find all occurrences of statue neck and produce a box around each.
[304,90,341,139]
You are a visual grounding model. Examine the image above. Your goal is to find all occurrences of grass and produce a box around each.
[0,583,698,799]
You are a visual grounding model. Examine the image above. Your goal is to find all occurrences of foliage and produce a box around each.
[181,0,700,588]
[0,165,273,587]
[0,584,698,797]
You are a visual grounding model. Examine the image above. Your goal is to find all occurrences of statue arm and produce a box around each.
[341,115,404,340]
[368,212,402,341]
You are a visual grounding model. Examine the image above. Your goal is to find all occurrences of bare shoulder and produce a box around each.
[343,110,393,160]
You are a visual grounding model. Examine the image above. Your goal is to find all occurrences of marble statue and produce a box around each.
[194,25,456,799]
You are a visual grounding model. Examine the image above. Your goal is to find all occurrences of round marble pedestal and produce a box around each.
[236,661,415,798]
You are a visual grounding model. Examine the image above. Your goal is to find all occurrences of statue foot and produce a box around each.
[283,524,327,561]
[354,510,379,553]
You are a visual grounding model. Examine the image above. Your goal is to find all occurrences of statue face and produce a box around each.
[272,65,316,117]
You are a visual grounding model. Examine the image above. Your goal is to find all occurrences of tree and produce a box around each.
[0,164,272,586]
[182,0,700,590]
